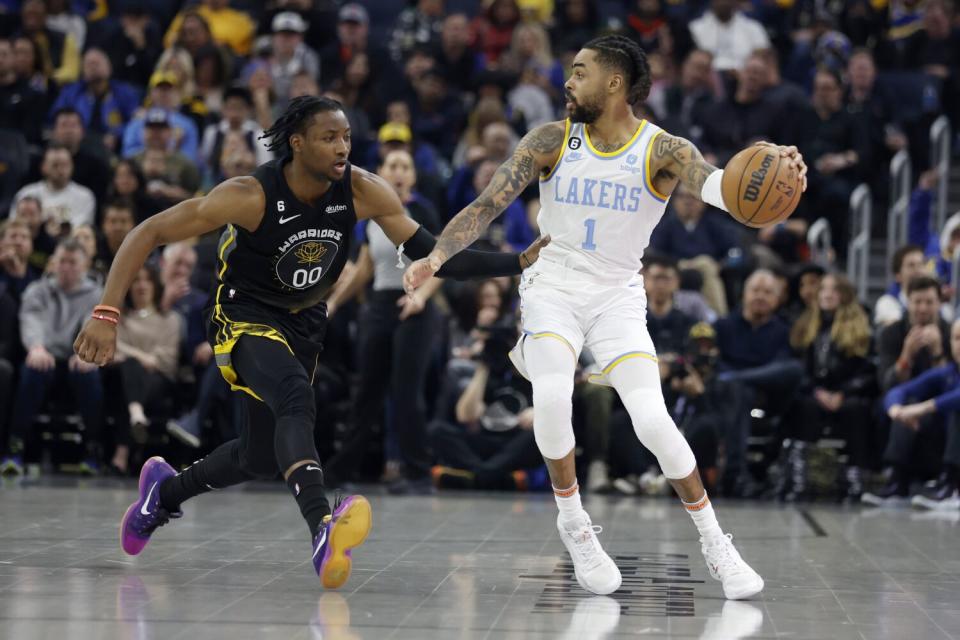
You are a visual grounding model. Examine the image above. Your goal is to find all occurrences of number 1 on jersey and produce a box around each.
[582,218,598,251]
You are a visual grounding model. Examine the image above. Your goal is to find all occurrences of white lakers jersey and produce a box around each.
[536,118,670,282]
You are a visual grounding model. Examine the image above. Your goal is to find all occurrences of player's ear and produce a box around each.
[608,73,623,95]
[289,133,302,154]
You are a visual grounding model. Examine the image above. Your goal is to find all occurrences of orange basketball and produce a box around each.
[720,146,802,228]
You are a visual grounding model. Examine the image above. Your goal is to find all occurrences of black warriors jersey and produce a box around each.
[216,158,357,311]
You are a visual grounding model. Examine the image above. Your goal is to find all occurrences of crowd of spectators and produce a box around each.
[0,0,957,508]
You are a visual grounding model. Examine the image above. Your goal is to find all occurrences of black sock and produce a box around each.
[159,441,253,512]
[286,463,331,537]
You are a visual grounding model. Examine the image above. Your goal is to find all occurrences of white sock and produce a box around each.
[554,482,583,521]
[684,493,724,542]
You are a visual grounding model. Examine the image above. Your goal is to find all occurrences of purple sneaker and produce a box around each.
[312,495,372,589]
[120,456,181,556]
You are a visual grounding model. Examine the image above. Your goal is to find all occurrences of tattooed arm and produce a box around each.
[401,121,565,291]
[649,133,808,204]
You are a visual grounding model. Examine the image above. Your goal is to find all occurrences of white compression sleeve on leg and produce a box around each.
[700,169,727,212]
[523,335,577,460]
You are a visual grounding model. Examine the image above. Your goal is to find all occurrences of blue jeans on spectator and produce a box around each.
[719,359,804,487]
[7,360,103,457]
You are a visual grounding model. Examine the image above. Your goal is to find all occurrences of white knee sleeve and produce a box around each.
[620,388,697,479]
[532,373,576,459]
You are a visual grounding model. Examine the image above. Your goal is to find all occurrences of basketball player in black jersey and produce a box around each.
[73,96,548,589]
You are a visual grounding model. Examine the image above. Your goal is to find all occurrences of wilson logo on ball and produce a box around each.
[743,153,775,202]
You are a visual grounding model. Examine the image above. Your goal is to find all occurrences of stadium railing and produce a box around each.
[886,149,912,274]
[847,183,872,302]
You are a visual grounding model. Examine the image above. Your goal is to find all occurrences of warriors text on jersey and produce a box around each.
[536,118,670,281]
[216,158,357,311]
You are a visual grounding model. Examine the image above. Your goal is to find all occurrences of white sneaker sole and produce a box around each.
[574,567,622,595]
[911,495,960,511]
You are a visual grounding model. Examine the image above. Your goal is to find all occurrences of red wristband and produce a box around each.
[94,304,121,317]
[91,312,119,326]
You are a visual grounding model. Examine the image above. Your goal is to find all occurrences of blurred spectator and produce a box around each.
[875,244,929,328]
[390,0,446,63]
[908,171,959,289]
[11,196,55,272]
[452,97,512,168]
[122,71,200,164]
[551,0,600,55]
[0,239,103,476]
[435,13,484,94]
[16,0,80,85]
[257,12,320,112]
[869,317,960,509]
[49,48,140,152]
[69,224,98,277]
[448,158,532,251]
[105,264,180,474]
[87,0,161,90]
[649,48,716,142]
[133,109,200,205]
[643,255,696,388]
[429,313,542,491]
[152,47,210,133]
[471,0,521,66]
[369,120,444,207]
[781,262,825,326]
[0,37,44,145]
[164,0,256,57]
[878,275,952,394]
[409,67,465,159]
[714,269,803,495]
[649,185,737,315]
[502,24,561,128]
[845,49,906,176]
[93,199,136,278]
[0,218,39,303]
[107,159,162,223]
[324,150,443,490]
[45,0,86,51]
[694,53,783,165]
[12,35,51,101]
[624,0,693,62]
[689,0,770,73]
[201,86,270,184]
[328,50,382,138]
[49,107,112,207]
[10,143,96,233]
[320,3,394,91]
[786,273,875,501]
[808,66,871,193]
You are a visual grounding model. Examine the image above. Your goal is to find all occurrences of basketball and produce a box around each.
[721,146,803,228]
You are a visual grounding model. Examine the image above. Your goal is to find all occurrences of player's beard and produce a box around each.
[567,94,604,124]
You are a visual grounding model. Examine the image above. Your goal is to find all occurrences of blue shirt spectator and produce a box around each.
[121,70,200,164]
[49,48,140,142]
[650,192,738,261]
[885,362,960,415]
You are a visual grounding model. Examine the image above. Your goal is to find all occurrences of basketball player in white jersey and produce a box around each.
[404,35,807,599]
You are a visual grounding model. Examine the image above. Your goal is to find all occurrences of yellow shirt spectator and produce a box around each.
[164,0,256,56]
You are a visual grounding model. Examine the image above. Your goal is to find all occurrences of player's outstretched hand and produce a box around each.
[403,255,442,294]
[521,234,551,268]
[73,317,117,367]
[753,141,807,192]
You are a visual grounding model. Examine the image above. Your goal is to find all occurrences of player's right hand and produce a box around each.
[74,318,118,367]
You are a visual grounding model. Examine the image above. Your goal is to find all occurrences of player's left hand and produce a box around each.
[754,142,807,192]
[520,234,551,269]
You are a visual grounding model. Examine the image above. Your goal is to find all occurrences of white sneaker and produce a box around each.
[558,512,622,595]
[701,534,764,600]
[911,490,960,511]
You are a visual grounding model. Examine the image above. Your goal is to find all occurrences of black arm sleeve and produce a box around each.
[401,225,522,279]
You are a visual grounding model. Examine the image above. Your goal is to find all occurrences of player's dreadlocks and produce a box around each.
[582,35,652,105]
[259,95,343,156]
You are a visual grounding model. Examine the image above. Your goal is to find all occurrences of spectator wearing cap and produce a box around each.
[164,0,256,57]
[320,4,396,91]
[374,120,440,179]
[48,107,112,208]
[0,37,45,145]
[86,0,161,90]
[688,0,770,73]
[390,0,446,63]
[48,48,140,150]
[132,108,200,209]
[201,86,270,184]
[10,143,96,232]
[121,70,200,164]
[249,12,320,113]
